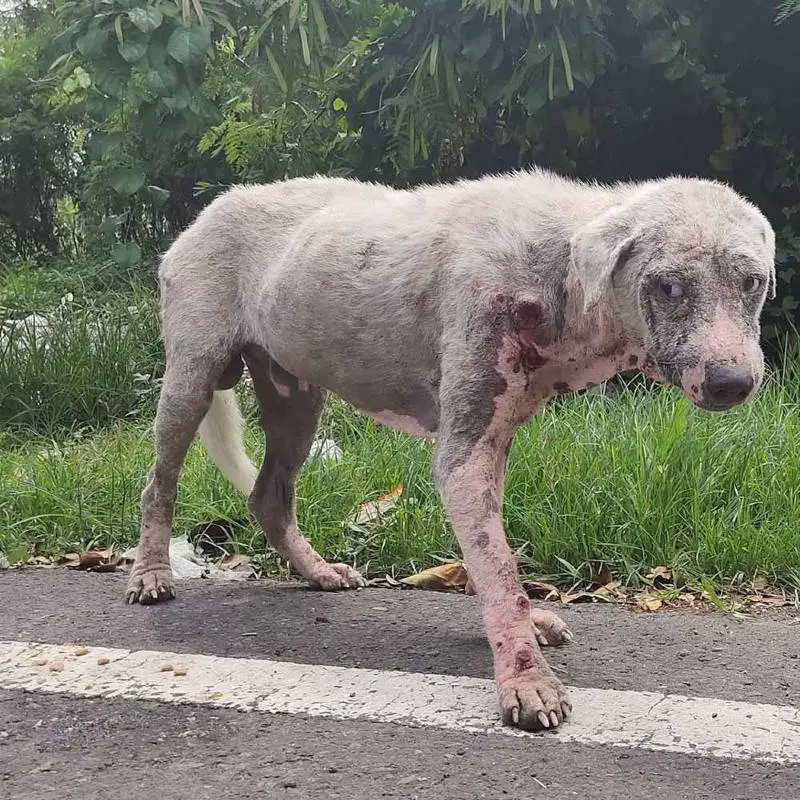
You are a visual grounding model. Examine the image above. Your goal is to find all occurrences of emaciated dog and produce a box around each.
[125,169,775,732]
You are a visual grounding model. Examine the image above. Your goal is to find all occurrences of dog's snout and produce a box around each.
[702,364,754,409]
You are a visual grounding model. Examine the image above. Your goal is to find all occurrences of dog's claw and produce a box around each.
[125,565,175,605]
[499,672,571,732]
[538,711,550,729]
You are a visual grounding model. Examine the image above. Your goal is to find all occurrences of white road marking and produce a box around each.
[1,640,798,764]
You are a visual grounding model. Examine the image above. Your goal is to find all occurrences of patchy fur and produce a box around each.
[126,168,775,733]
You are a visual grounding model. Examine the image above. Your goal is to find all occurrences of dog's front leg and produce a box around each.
[433,372,571,731]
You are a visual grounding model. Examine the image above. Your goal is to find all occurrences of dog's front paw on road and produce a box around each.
[498,672,572,731]
[310,562,366,591]
[125,564,176,605]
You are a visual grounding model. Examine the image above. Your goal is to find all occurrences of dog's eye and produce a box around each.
[743,276,762,293]
[659,280,683,299]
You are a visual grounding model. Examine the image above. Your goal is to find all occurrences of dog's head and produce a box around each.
[570,178,775,411]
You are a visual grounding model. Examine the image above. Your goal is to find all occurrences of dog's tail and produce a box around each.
[197,389,259,495]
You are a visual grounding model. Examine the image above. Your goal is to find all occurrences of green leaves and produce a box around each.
[462,30,493,62]
[111,241,142,267]
[642,33,682,65]
[167,25,211,65]
[76,25,107,59]
[108,166,146,196]
[128,7,164,34]
[119,40,148,63]
[264,45,288,94]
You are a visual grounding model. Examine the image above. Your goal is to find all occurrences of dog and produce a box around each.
[125,169,776,732]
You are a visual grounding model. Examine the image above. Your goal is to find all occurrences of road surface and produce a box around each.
[1,569,798,799]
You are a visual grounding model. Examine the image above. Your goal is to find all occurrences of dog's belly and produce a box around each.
[361,410,437,439]
[331,375,441,439]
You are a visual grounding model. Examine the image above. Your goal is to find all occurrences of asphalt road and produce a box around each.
[1,569,799,799]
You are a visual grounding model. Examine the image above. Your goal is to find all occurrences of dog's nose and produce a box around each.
[702,364,754,408]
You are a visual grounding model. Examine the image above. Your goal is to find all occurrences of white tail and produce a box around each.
[197,389,259,495]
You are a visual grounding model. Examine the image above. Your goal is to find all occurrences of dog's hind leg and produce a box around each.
[245,348,365,590]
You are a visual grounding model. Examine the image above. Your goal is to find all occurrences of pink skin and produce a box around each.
[677,307,763,405]
[435,290,654,729]
[270,522,365,590]
[464,577,573,647]
[437,325,647,730]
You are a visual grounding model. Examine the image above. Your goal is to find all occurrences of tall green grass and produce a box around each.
[2,258,798,589]
[0,292,163,433]
[1,365,799,589]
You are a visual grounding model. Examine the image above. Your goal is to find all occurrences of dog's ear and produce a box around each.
[767,262,777,300]
[762,223,777,300]
[570,207,637,313]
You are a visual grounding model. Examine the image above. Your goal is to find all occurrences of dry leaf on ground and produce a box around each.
[637,595,663,612]
[348,484,404,529]
[401,562,468,592]
[72,549,118,572]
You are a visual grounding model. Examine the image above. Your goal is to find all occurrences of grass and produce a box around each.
[0,291,163,432]
[1,366,799,590]
[2,256,799,590]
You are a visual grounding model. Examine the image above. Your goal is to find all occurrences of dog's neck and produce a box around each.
[517,274,651,398]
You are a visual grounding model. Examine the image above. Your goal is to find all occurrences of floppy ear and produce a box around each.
[762,223,777,300]
[570,206,637,313]
[767,262,777,300]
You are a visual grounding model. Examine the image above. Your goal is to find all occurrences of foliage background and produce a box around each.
[1,0,799,339]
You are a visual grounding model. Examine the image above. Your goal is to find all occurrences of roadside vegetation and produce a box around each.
[1,1,799,596]
[2,258,799,596]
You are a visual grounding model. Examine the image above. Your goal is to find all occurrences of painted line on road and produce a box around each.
[1,640,798,764]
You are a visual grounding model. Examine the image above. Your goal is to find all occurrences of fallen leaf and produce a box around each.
[352,484,403,526]
[401,562,468,592]
[523,581,562,601]
[560,590,604,604]
[636,594,663,612]
[592,580,625,600]
[74,549,117,572]
[747,594,789,607]
[646,565,672,587]
[752,574,770,593]
[220,554,250,571]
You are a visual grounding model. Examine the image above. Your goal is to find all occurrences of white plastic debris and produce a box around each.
[120,535,252,581]
[307,438,343,462]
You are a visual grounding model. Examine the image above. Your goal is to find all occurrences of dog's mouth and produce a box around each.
[689,393,749,413]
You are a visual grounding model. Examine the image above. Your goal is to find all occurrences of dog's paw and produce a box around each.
[125,564,176,605]
[531,607,573,647]
[498,672,572,731]
[311,562,366,591]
